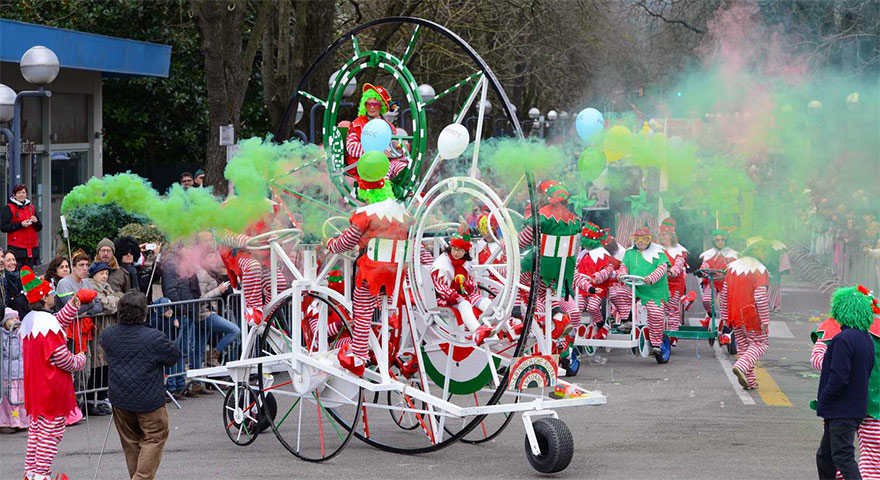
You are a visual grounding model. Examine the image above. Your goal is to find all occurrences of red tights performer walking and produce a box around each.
[718,252,770,390]
[699,228,738,327]
[20,266,90,480]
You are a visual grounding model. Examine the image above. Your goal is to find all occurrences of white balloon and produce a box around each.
[437,124,470,159]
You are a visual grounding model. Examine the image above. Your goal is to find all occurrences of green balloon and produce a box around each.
[358,151,390,182]
[578,148,606,183]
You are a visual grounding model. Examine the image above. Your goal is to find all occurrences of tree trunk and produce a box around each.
[192,0,272,194]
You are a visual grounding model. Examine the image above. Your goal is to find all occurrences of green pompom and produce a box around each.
[358,151,390,182]
[830,286,874,332]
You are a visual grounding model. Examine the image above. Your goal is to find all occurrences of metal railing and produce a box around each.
[1,323,25,406]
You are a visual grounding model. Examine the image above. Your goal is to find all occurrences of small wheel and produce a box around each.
[637,326,651,358]
[708,335,716,346]
[223,385,263,446]
[582,345,596,357]
[655,335,671,364]
[727,335,738,355]
[524,417,574,474]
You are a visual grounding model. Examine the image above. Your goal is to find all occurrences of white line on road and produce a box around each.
[713,344,756,406]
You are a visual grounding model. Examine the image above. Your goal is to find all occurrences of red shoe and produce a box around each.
[337,344,365,376]
[245,307,264,326]
[594,325,609,340]
[700,316,711,328]
[472,325,494,346]
[719,332,732,345]
[551,314,572,339]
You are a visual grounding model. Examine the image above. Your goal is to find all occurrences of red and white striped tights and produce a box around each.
[578,294,605,327]
[811,340,880,479]
[607,284,632,322]
[702,283,719,317]
[643,300,667,347]
[238,256,285,310]
[24,415,67,477]
[351,284,379,360]
[731,326,768,388]
[665,291,682,330]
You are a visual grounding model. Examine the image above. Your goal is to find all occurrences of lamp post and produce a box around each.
[0,46,59,196]
[400,83,435,129]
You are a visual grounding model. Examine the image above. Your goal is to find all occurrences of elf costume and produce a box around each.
[573,222,615,334]
[217,199,286,327]
[327,152,412,375]
[430,227,494,345]
[19,267,85,480]
[699,228,738,324]
[810,285,880,479]
[718,255,770,389]
[517,181,580,339]
[345,84,409,182]
[473,211,507,291]
[659,218,688,332]
[304,269,350,352]
[617,227,670,352]
[603,236,633,325]
[746,237,791,313]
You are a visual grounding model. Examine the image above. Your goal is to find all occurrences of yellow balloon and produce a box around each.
[602,125,632,162]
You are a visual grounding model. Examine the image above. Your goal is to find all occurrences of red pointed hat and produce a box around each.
[660,217,677,233]
[362,83,391,110]
[21,266,52,303]
[582,222,607,240]
[450,224,472,250]
[537,180,569,204]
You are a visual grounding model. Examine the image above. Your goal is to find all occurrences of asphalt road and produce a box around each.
[0,280,833,480]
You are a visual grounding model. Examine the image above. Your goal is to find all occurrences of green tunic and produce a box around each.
[622,243,670,304]
[520,203,580,295]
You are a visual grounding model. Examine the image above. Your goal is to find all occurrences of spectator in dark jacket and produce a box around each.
[0,184,42,267]
[115,236,142,293]
[100,291,179,480]
[816,286,877,480]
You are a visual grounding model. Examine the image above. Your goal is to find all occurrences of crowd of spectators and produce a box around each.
[807,202,879,289]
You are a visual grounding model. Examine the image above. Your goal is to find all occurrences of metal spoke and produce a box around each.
[275,397,301,429]
[401,25,422,65]
[298,90,327,108]
[314,392,346,441]
[423,72,482,107]
[351,33,362,57]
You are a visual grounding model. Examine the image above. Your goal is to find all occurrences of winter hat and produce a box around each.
[4,307,18,323]
[537,180,569,204]
[660,217,677,233]
[88,262,111,278]
[581,222,607,249]
[631,226,652,239]
[21,266,52,303]
[195,169,205,178]
[830,285,874,332]
[97,237,115,254]
[450,225,472,250]
[362,83,391,110]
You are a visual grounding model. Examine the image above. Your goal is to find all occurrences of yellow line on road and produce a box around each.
[753,365,793,407]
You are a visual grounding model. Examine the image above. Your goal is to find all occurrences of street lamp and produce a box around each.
[0,46,59,196]
[417,84,435,103]
[329,70,357,98]
[528,107,541,120]
[546,110,558,121]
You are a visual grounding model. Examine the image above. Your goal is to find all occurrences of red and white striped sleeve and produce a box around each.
[346,129,364,159]
[518,225,534,250]
[645,262,668,285]
[419,247,434,265]
[810,341,827,371]
[718,282,729,324]
[54,300,79,329]
[592,263,615,284]
[217,229,250,248]
[49,345,86,372]
[388,158,409,179]
[778,252,791,273]
[327,225,362,253]
[431,270,461,305]
[669,256,686,278]
[616,262,628,278]
[573,271,593,293]
[755,285,770,327]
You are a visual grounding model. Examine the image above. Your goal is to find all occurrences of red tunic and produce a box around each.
[348,199,412,296]
[664,244,688,296]
[21,311,76,418]
[575,247,615,298]
[700,247,738,291]
[723,257,769,332]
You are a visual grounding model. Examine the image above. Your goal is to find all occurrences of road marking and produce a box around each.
[713,344,756,406]
[768,321,794,339]
[753,365,793,407]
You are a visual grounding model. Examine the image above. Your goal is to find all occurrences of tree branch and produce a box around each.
[636,1,705,34]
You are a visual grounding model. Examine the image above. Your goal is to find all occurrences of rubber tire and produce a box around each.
[257,392,278,433]
[655,335,671,364]
[524,418,574,474]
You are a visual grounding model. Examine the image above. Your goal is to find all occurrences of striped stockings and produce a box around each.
[351,284,379,360]
[732,326,768,388]
[238,257,285,309]
[579,294,605,326]
[608,284,632,322]
[769,284,782,312]
[644,300,666,347]
[665,291,682,331]
[859,416,880,479]
[701,283,718,317]
[24,415,66,476]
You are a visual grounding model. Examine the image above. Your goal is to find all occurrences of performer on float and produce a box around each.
[19,266,91,480]
[601,234,633,330]
[810,284,880,479]
[658,218,688,337]
[214,200,286,327]
[517,181,580,339]
[345,84,410,182]
[717,246,769,389]
[430,226,494,345]
[617,227,670,358]
[327,152,411,375]
[573,222,611,337]
[473,211,506,292]
[699,228,738,327]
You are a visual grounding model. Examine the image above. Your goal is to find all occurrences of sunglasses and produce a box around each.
[365,101,382,107]
[631,235,652,242]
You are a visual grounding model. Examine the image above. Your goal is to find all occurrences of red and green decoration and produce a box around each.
[21,266,52,303]
[522,180,581,293]
[581,222,607,250]
[450,225,472,250]
[660,217,677,234]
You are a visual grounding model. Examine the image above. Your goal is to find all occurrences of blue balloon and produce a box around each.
[575,108,604,143]
[361,118,393,152]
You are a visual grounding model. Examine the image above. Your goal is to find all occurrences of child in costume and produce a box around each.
[0,308,28,433]
[617,227,670,358]
[345,84,410,182]
[717,246,769,389]
[699,228,738,327]
[517,181,580,340]
[602,235,633,330]
[327,152,412,375]
[19,266,91,480]
[430,226,494,345]
[810,284,880,479]
[573,222,611,337]
[658,218,688,337]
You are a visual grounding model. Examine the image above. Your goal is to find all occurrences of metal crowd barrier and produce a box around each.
[1,322,25,406]
[70,294,244,412]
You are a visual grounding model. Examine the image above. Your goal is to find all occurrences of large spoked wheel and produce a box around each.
[223,384,276,446]
[257,289,363,462]
[524,418,574,474]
